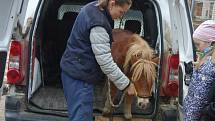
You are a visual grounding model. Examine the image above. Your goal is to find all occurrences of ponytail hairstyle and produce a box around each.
[98,0,132,9]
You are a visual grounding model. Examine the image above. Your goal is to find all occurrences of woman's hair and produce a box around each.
[98,0,132,8]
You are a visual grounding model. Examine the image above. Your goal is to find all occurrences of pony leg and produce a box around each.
[103,95,112,117]
[103,82,117,117]
[123,95,133,120]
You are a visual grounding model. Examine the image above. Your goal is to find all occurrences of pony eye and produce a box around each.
[136,54,142,58]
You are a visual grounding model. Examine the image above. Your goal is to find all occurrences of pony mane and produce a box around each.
[123,34,157,91]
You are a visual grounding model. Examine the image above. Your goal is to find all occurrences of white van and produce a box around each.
[2,0,195,121]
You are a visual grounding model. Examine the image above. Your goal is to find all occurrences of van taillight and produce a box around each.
[169,55,179,70]
[7,40,23,84]
[163,54,179,96]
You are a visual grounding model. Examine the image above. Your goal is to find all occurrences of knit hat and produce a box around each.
[193,20,215,43]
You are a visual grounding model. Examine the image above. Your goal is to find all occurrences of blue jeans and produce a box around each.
[61,72,94,121]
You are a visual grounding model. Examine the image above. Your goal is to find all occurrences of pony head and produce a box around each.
[123,34,157,109]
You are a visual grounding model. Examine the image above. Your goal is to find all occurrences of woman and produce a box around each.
[184,20,215,121]
[60,0,136,121]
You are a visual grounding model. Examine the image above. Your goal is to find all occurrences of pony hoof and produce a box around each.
[124,114,132,121]
[102,112,112,117]
[102,108,112,117]
[123,117,132,121]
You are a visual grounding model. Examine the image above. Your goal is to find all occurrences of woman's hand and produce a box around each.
[126,83,137,96]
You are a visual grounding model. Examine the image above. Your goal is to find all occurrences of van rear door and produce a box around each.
[0,0,29,88]
[166,0,195,120]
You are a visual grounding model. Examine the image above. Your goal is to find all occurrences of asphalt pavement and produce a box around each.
[0,96,5,121]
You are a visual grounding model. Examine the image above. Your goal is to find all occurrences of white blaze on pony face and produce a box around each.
[137,97,150,109]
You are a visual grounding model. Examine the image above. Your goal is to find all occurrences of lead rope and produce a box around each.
[107,78,127,108]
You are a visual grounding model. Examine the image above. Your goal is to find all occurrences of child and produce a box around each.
[184,20,215,121]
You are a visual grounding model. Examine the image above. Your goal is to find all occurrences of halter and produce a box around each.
[107,78,149,108]
[107,78,127,108]
[107,59,156,108]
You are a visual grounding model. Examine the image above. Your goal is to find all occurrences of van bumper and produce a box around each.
[5,95,68,121]
[5,110,69,121]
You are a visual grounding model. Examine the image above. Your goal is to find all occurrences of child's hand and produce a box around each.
[193,52,202,67]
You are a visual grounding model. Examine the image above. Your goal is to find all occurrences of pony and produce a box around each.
[103,29,157,120]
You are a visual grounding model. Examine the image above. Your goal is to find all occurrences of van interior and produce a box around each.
[28,0,160,117]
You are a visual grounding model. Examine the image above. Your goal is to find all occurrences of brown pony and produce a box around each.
[103,29,157,120]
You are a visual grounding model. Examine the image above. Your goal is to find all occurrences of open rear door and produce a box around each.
[167,0,195,120]
[0,0,29,88]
